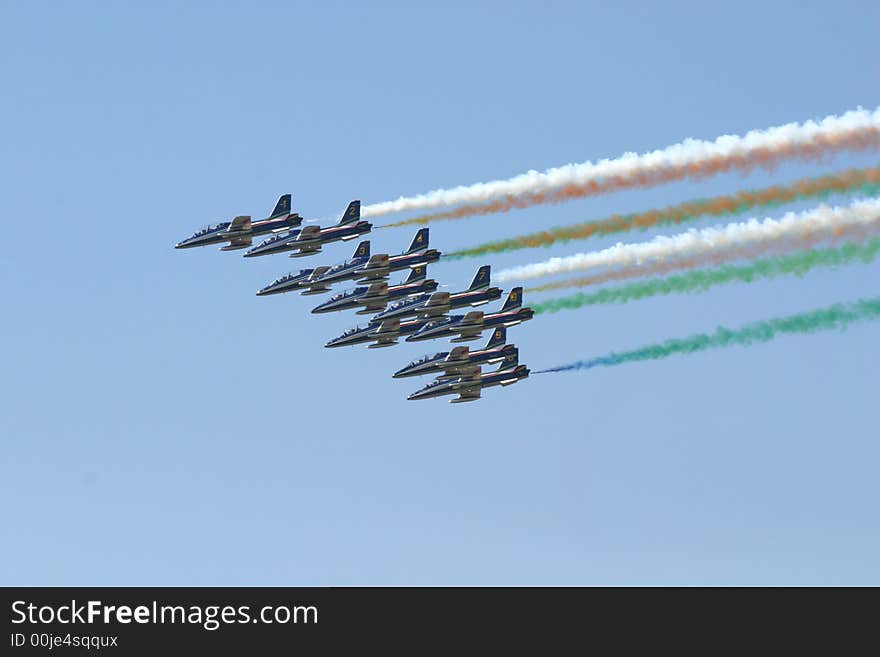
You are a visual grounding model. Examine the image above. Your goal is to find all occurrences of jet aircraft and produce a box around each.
[175,194,300,251]
[310,229,440,287]
[393,327,515,379]
[311,266,438,315]
[324,317,430,349]
[406,350,530,403]
[255,239,373,296]
[243,200,371,258]
[370,265,501,322]
[406,287,533,343]
[255,266,331,296]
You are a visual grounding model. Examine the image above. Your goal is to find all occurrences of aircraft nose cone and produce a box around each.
[256,288,268,296]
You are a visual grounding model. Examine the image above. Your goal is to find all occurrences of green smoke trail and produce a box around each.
[537,297,880,373]
[531,239,880,315]
[444,166,880,260]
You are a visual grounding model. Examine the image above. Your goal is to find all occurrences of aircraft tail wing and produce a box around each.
[338,200,361,225]
[500,287,523,312]
[468,265,491,291]
[484,327,507,350]
[497,348,519,371]
[406,228,429,253]
[351,240,370,259]
[404,265,427,284]
[270,194,291,218]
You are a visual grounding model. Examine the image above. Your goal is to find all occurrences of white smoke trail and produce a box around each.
[363,107,880,221]
[496,198,880,283]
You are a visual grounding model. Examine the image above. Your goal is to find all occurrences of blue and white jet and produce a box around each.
[255,266,332,297]
[406,350,530,403]
[324,317,431,349]
[255,239,374,296]
[174,194,301,251]
[370,265,501,322]
[243,200,371,258]
[310,229,440,287]
[406,287,533,343]
[393,327,515,379]
[311,265,438,315]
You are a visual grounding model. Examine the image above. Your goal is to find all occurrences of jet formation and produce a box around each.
[175,194,532,403]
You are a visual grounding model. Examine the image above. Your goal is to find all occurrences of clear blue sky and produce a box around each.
[2,1,879,585]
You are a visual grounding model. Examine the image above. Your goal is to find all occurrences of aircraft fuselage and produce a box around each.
[175,215,300,249]
[243,221,372,258]
[407,365,530,401]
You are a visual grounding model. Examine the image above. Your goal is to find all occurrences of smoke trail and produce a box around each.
[532,239,880,314]
[499,198,880,285]
[367,107,880,225]
[537,297,880,373]
[446,166,880,259]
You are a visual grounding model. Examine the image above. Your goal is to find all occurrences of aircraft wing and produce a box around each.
[366,254,390,268]
[448,311,483,340]
[289,245,322,257]
[418,291,451,317]
[219,236,253,251]
[450,386,481,403]
[297,225,322,242]
[364,282,388,298]
[376,319,401,336]
[360,302,388,313]
[228,215,252,232]
[461,311,484,324]
[447,346,470,361]
[300,280,332,295]
[368,336,398,348]
[441,364,480,379]
[454,327,485,341]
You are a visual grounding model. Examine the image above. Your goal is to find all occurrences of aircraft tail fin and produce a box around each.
[484,327,507,350]
[339,200,361,225]
[468,265,491,291]
[500,287,523,312]
[498,348,519,371]
[404,265,427,284]
[270,194,291,218]
[406,228,429,253]
[352,240,370,259]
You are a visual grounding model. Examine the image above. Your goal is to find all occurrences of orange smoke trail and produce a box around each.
[526,220,880,293]
[447,166,880,258]
[388,127,880,227]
